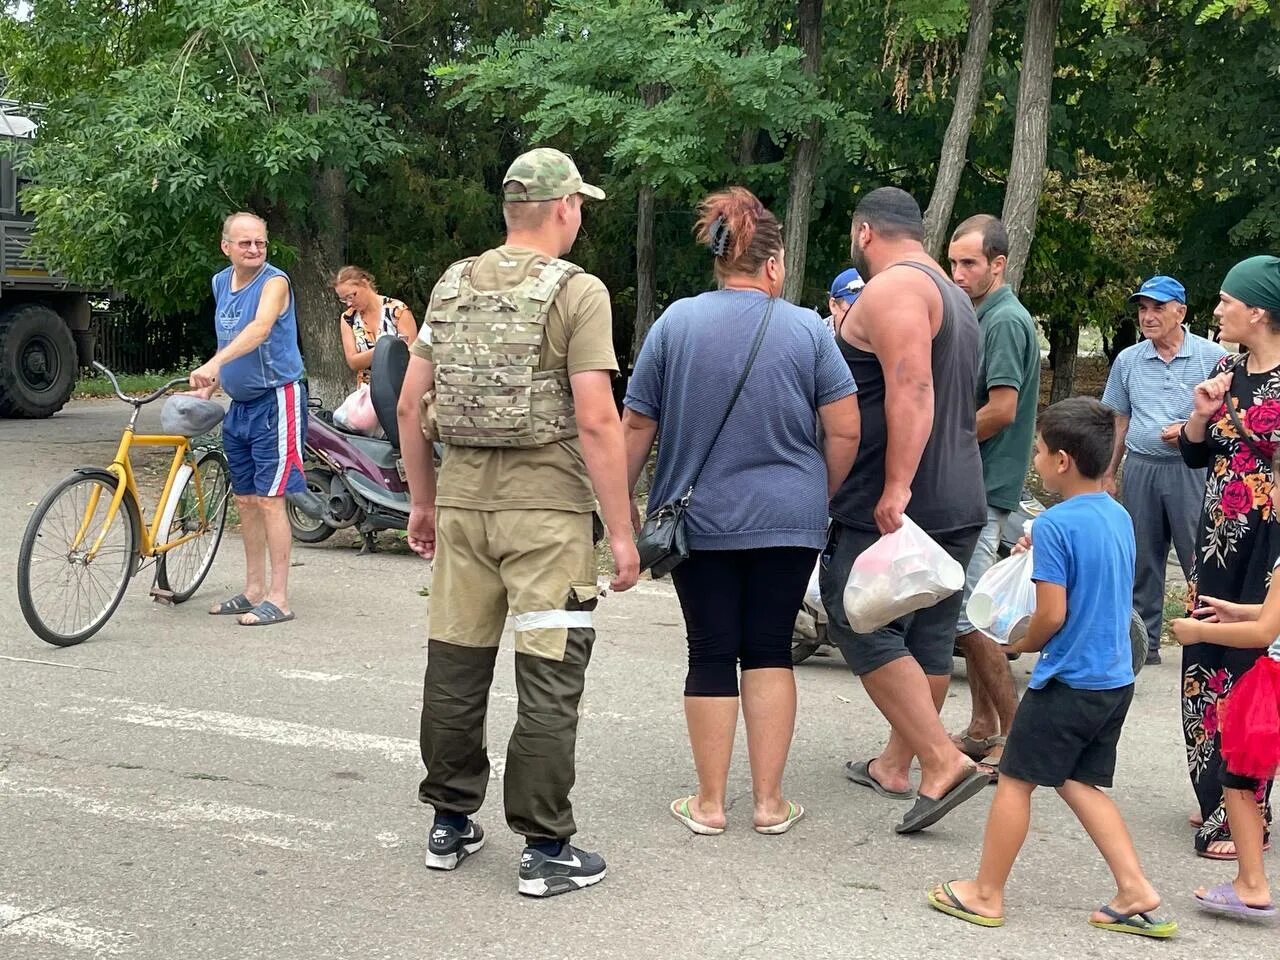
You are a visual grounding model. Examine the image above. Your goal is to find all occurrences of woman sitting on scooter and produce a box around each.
[334,266,418,386]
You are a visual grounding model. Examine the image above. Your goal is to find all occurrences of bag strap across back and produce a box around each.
[679,296,775,504]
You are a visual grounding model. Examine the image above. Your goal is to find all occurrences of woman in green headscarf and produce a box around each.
[1179,255,1280,858]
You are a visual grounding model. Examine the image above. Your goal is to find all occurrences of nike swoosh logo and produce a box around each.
[549,854,581,868]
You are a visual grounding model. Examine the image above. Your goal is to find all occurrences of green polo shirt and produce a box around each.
[976,285,1041,512]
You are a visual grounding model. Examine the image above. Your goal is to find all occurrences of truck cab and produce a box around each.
[1,99,99,418]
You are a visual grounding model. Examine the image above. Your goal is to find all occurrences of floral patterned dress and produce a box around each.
[342,296,408,386]
[1179,352,1279,853]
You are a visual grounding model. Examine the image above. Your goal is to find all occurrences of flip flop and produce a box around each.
[926,881,1004,928]
[754,800,804,835]
[1194,881,1276,919]
[845,759,915,799]
[1197,840,1273,861]
[669,796,724,836]
[237,600,295,627]
[895,768,989,835]
[210,593,255,615]
[951,733,1005,761]
[1088,905,1178,939]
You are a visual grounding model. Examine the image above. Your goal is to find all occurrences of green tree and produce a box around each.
[437,0,869,356]
[2,0,400,402]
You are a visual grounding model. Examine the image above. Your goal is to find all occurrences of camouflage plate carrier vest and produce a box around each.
[428,255,581,448]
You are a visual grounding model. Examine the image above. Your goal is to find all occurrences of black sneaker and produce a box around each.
[424,819,485,871]
[517,843,606,898]
[1145,650,1162,667]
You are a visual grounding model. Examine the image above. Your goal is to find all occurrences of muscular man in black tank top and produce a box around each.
[820,187,989,835]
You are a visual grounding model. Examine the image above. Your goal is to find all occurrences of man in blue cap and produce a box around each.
[826,267,864,334]
[1101,275,1227,665]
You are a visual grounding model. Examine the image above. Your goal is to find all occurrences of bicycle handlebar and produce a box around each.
[91,362,191,406]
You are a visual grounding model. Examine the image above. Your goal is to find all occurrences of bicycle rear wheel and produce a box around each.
[17,471,140,646]
[156,450,231,603]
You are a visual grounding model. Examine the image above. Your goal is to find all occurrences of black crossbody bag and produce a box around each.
[636,297,774,578]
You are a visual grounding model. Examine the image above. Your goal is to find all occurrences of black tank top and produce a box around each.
[830,260,986,533]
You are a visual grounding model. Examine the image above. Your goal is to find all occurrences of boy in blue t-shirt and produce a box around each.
[927,397,1177,938]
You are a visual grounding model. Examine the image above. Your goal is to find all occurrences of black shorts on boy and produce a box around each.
[1000,679,1135,788]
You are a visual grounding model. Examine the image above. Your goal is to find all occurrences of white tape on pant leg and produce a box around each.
[510,610,594,631]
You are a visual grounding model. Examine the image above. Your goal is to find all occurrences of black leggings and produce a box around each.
[669,547,817,697]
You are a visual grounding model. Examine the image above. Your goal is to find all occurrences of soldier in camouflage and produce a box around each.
[396,147,639,899]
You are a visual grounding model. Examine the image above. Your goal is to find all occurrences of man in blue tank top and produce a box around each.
[188,211,305,627]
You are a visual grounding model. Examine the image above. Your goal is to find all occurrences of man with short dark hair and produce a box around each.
[1101,275,1226,665]
[822,187,989,834]
[946,214,1041,778]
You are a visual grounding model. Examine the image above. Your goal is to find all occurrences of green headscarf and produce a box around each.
[1222,255,1280,312]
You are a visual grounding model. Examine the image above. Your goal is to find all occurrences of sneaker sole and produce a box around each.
[517,867,607,898]
[424,835,485,871]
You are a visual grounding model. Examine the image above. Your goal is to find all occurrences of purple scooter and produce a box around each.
[286,337,440,552]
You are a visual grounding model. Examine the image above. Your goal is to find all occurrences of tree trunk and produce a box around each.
[922,0,996,261]
[781,0,823,306]
[1103,314,1137,364]
[289,68,351,408]
[1047,320,1079,403]
[1000,0,1062,293]
[631,180,657,364]
[630,84,666,363]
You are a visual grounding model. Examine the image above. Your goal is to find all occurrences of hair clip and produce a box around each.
[708,216,731,257]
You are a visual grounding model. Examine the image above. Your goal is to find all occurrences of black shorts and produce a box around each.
[1222,769,1264,793]
[1001,680,1135,788]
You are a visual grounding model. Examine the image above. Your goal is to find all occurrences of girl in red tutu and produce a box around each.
[1171,437,1280,920]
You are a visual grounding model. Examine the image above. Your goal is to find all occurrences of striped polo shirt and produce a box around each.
[1101,327,1227,459]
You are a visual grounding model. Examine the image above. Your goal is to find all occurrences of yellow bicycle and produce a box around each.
[17,363,231,646]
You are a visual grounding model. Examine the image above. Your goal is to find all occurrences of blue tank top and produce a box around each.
[211,262,304,402]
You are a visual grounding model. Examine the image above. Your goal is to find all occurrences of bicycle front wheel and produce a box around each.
[17,471,140,646]
[156,450,231,603]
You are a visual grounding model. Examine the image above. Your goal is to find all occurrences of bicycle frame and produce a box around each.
[74,407,213,561]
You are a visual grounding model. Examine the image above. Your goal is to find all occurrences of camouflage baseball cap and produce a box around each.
[502,148,606,202]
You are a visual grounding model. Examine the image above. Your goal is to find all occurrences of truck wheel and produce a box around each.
[0,304,77,418]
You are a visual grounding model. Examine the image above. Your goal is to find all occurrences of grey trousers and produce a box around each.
[1121,453,1204,654]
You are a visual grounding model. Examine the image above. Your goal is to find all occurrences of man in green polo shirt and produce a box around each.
[946,214,1041,777]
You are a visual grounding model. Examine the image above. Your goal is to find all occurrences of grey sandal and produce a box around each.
[237,600,295,627]
[210,593,255,615]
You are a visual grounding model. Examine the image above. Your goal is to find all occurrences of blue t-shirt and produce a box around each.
[1029,492,1136,690]
[625,289,856,550]
[212,263,305,402]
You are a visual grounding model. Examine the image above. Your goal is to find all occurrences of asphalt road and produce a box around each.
[0,401,1272,959]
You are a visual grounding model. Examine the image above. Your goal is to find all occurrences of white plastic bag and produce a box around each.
[804,559,823,612]
[843,516,965,633]
[966,549,1037,645]
[334,383,380,436]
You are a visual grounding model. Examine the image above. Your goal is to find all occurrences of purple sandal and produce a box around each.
[1194,882,1276,919]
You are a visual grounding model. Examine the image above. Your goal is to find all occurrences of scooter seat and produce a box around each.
[345,434,400,473]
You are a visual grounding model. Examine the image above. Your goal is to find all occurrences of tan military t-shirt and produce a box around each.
[411,245,618,512]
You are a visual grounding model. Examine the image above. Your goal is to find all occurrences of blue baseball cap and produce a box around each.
[1129,275,1185,305]
[829,268,865,305]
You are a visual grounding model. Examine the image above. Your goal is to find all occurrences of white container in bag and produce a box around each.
[843,516,965,634]
[967,547,1037,645]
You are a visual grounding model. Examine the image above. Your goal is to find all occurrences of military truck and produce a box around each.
[0,99,99,418]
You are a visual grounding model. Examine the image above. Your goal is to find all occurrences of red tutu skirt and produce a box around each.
[1221,656,1280,781]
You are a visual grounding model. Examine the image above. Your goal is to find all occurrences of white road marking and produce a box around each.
[86,697,420,763]
[0,901,133,955]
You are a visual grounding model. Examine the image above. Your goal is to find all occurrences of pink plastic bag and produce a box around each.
[843,516,965,633]
[334,384,380,436]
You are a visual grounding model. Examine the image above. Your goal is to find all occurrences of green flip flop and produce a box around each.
[927,882,1005,928]
[1088,905,1178,939]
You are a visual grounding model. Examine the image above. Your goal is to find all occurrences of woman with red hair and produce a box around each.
[622,187,862,835]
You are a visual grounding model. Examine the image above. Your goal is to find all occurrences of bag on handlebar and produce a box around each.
[160,395,226,437]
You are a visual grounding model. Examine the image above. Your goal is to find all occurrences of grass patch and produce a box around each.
[75,370,188,398]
